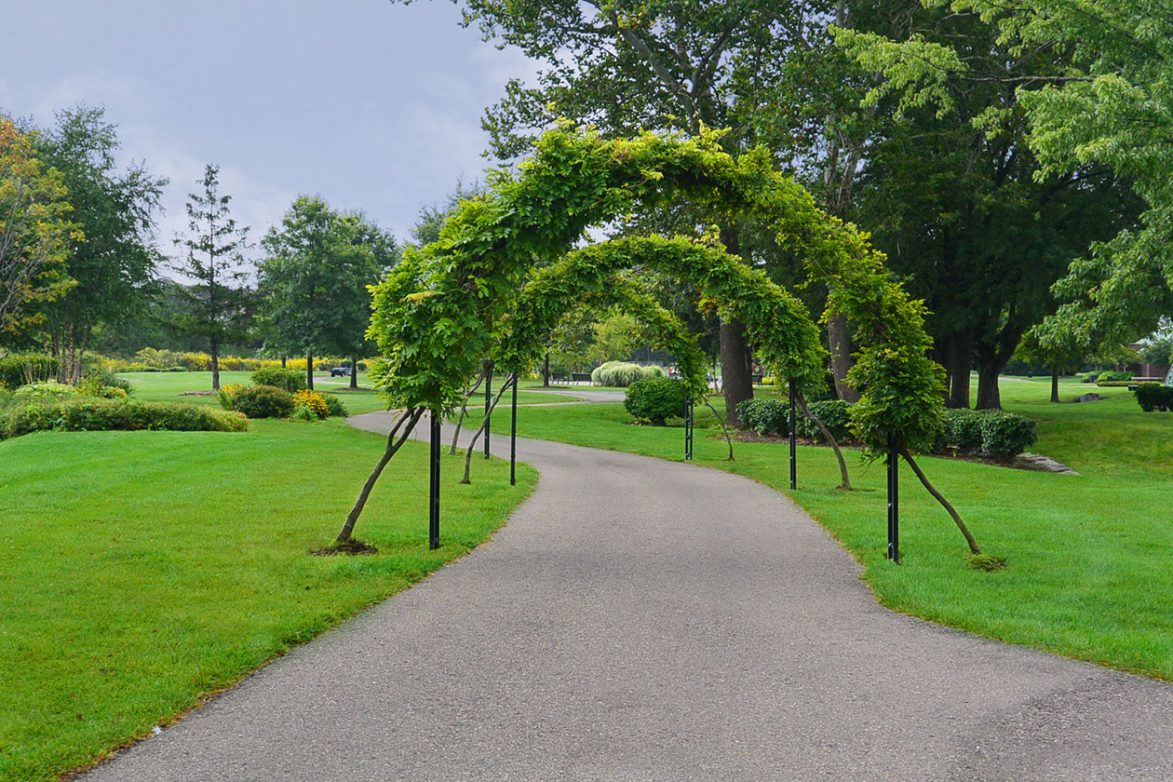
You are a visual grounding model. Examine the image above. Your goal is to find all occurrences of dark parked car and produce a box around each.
[330,364,352,378]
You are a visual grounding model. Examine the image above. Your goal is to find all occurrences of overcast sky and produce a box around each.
[0,0,538,250]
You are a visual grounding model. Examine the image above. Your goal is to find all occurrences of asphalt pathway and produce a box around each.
[84,412,1172,781]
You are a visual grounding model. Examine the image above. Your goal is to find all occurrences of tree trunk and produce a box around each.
[701,395,735,461]
[720,319,754,426]
[898,445,981,555]
[461,374,514,484]
[542,352,550,387]
[827,312,860,403]
[975,362,1002,410]
[1050,368,1060,403]
[336,408,424,543]
[450,368,487,455]
[281,356,287,368]
[795,389,852,490]
[211,338,220,391]
[306,353,314,390]
[350,356,358,389]
[942,331,974,409]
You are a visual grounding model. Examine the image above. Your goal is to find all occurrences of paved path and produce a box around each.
[85,413,1172,781]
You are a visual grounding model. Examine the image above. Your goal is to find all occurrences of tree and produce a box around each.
[833,2,1140,408]
[172,164,251,390]
[258,197,387,390]
[0,117,78,337]
[397,0,818,424]
[35,107,165,382]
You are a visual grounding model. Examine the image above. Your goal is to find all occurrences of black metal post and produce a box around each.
[429,411,441,549]
[887,432,899,563]
[684,396,694,461]
[788,379,797,491]
[510,373,518,486]
[484,360,493,459]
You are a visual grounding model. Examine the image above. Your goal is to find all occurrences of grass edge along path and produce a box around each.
[471,378,1171,681]
[0,418,536,782]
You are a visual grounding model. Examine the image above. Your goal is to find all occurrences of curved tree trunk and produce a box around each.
[827,312,860,403]
[794,389,852,490]
[336,407,424,543]
[897,445,981,555]
[461,374,515,484]
[450,368,487,455]
[701,395,734,461]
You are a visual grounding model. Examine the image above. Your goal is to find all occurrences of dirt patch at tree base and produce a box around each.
[311,539,379,556]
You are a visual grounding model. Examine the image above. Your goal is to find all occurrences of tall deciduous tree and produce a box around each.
[0,117,78,337]
[172,164,251,390]
[35,107,165,382]
[258,196,390,390]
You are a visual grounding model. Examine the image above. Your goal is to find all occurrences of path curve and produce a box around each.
[84,412,1172,781]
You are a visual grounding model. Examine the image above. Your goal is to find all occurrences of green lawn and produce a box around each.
[471,375,1172,680]
[119,371,574,415]
[0,418,535,781]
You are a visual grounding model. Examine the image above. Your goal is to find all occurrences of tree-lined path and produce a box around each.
[83,413,1171,781]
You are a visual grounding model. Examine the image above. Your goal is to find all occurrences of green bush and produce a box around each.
[0,353,58,389]
[0,398,248,440]
[624,377,686,425]
[222,385,294,419]
[979,413,1038,459]
[321,393,349,418]
[796,399,852,441]
[736,398,790,435]
[591,361,664,387]
[251,367,306,392]
[1098,370,1134,381]
[1135,383,1172,412]
[937,408,985,453]
[1096,380,1137,387]
[14,380,77,400]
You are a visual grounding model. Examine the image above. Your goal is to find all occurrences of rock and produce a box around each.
[1072,393,1102,403]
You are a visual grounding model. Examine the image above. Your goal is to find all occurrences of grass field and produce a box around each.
[469,375,1172,680]
[0,414,535,780]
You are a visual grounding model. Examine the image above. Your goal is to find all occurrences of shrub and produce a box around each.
[1098,370,1134,381]
[1082,373,1100,384]
[292,389,330,419]
[979,413,1037,459]
[624,377,687,425]
[251,367,306,392]
[76,375,129,399]
[1135,383,1172,412]
[0,398,248,440]
[223,385,294,419]
[734,398,786,435]
[0,353,58,389]
[321,393,349,418]
[797,399,852,441]
[591,361,664,387]
[14,380,77,400]
[938,409,984,453]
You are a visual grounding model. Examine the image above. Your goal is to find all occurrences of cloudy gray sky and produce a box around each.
[0,0,537,248]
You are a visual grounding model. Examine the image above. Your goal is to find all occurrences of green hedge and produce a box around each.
[0,398,248,440]
[591,361,664,387]
[735,398,852,441]
[251,367,306,392]
[624,377,686,425]
[220,385,294,419]
[0,353,58,389]
[1135,383,1173,412]
[935,408,1037,459]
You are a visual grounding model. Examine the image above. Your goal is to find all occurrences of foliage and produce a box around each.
[623,377,686,425]
[935,408,1036,459]
[0,117,79,334]
[74,374,128,399]
[291,389,330,419]
[1135,383,1172,412]
[13,380,77,400]
[591,361,663,388]
[259,197,393,366]
[799,399,852,441]
[737,397,852,441]
[170,163,252,389]
[321,393,349,418]
[736,398,790,436]
[0,351,58,388]
[251,366,306,393]
[0,397,247,439]
[33,107,166,382]
[219,384,293,419]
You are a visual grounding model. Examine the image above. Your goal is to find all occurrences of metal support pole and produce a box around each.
[484,360,493,459]
[510,373,518,486]
[429,411,441,549]
[887,432,899,563]
[684,397,694,461]
[788,379,797,491]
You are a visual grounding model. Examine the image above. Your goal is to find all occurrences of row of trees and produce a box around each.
[0,107,400,390]
[405,0,1169,417]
